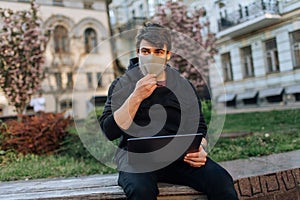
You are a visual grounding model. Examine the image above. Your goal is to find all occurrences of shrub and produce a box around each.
[0,113,71,155]
[201,100,212,124]
[58,107,119,164]
[58,107,105,160]
[58,127,95,160]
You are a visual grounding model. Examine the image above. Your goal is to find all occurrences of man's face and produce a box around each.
[137,40,171,62]
[137,40,171,76]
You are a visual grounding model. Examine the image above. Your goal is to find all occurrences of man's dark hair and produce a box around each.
[136,22,172,51]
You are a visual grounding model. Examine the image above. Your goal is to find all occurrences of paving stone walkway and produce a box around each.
[221,150,300,180]
[0,150,299,200]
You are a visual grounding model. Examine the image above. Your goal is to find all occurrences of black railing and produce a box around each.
[218,0,280,31]
[116,17,147,33]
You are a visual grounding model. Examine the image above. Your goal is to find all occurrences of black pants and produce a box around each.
[118,157,238,200]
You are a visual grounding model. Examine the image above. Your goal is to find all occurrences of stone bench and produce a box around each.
[1,169,299,200]
[0,173,207,200]
[69,181,208,200]
[0,150,299,200]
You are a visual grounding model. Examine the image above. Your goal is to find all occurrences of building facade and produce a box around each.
[207,0,300,112]
[0,0,114,119]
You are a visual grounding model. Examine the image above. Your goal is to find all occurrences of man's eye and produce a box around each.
[141,49,149,54]
[155,50,165,55]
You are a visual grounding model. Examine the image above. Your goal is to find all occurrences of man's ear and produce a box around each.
[136,48,139,56]
[166,51,171,60]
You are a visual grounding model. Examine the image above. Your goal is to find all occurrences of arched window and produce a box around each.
[84,28,98,53]
[54,25,69,53]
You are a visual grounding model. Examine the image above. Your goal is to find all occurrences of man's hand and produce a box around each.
[131,74,157,102]
[114,74,157,130]
[184,145,207,167]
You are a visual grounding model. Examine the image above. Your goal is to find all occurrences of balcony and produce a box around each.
[113,16,147,39]
[217,0,281,38]
[114,17,146,37]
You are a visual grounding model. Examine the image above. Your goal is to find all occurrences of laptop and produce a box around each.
[127,133,204,164]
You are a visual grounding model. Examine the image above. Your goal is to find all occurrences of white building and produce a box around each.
[207,0,300,112]
[0,0,114,119]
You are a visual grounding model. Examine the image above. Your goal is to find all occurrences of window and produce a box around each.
[290,30,300,68]
[139,4,144,17]
[241,46,254,78]
[84,28,97,53]
[87,73,93,88]
[96,72,102,87]
[54,25,69,53]
[221,52,233,81]
[66,72,73,89]
[265,38,279,73]
[55,72,62,89]
[60,100,72,111]
[53,0,63,6]
[84,2,93,9]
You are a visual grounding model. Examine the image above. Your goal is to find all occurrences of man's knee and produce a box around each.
[125,181,158,199]
[200,159,238,199]
[118,172,159,200]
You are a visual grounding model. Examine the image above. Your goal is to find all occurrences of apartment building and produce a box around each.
[209,0,300,111]
[0,0,114,118]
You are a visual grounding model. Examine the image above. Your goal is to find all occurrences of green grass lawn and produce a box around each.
[209,109,300,161]
[0,108,299,181]
[0,153,116,181]
[221,109,300,134]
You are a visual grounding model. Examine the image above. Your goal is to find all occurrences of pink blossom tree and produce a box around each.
[0,0,50,118]
[152,1,217,95]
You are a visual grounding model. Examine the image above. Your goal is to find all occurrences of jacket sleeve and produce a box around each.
[98,79,124,141]
[197,97,208,138]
